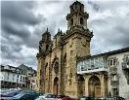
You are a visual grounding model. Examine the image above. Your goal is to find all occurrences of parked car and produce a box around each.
[56,95,66,100]
[114,96,125,100]
[35,93,57,100]
[45,94,57,100]
[61,96,77,100]
[78,96,94,100]
[94,96,125,100]
[94,97,114,100]
[12,90,41,100]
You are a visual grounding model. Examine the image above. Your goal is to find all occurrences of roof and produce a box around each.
[18,64,36,72]
[78,47,129,61]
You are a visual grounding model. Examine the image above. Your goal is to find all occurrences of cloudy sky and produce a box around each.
[1,0,129,70]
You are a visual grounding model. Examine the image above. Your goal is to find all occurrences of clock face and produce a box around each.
[81,39,87,47]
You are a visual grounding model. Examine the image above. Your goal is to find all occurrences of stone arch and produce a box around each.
[88,75,101,97]
[78,75,85,97]
[53,77,58,94]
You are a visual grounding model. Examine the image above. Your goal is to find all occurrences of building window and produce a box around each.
[125,55,129,65]
[80,18,83,25]
[13,74,15,81]
[108,58,117,66]
[71,19,73,25]
[46,44,49,51]
[113,88,119,96]
[111,75,118,81]
[63,53,67,63]
[20,76,22,82]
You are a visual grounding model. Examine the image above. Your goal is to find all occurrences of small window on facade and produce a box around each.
[109,58,117,66]
[80,18,83,25]
[125,55,129,65]
[63,53,67,63]
[80,6,82,11]
[71,19,73,25]
[46,44,49,51]
[109,60,112,66]
[113,59,116,65]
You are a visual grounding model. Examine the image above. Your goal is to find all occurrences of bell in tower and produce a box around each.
[66,1,89,29]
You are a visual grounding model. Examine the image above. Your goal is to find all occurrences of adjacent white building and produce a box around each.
[108,50,129,99]
[77,47,129,99]
[0,65,26,88]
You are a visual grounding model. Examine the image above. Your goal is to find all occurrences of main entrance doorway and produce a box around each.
[53,77,58,94]
[78,75,85,97]
[88,76,101,97]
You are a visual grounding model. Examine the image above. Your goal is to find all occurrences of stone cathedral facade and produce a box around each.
[36,1,129,99]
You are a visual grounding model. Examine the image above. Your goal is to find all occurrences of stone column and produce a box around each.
[100,74,105,97]
[58,61,61,94]
[85,75,89,96]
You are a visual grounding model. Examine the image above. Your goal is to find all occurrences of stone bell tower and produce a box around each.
[66,1,89,29]
[37,28,52,92]
[64,1,93,97]
[36,1,93,97]
[39,28,52,55]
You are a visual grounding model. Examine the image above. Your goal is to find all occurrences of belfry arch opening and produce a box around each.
[53,77,58,94]
[78,75,85,97]
[88,75,101,97]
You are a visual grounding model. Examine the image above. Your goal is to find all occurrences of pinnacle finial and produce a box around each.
[47,27,48,32]
[58,28,60,32]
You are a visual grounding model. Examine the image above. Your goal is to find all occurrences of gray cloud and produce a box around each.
[1,1,45,69]
[1,0,129,69]
[87,1,129,54]
[1,1,41,26]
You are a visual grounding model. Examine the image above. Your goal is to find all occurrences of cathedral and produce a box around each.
[36,1,129,99]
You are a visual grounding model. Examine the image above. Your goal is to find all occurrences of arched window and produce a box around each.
[80,18,83,25]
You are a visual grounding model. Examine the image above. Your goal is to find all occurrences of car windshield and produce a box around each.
[46,94,57,98]
[13,92,26,98]
[57,95,66,98]
[106,98,114,100]
[80,98,87,100]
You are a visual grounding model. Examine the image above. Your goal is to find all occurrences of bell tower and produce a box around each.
[66,1,89,29]
[39,28,52,55]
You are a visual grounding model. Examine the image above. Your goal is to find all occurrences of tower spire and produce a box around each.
[47,27,48,32]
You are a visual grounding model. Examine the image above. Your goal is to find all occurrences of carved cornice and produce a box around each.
[65,25,93,40]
